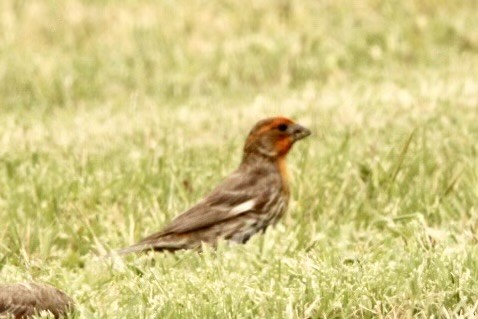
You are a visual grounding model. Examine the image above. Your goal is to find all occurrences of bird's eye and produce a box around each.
[277,124,288,132]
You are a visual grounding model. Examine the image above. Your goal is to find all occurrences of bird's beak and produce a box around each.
[291,123,311,141]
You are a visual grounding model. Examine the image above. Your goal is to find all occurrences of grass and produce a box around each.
[1,0,478,317]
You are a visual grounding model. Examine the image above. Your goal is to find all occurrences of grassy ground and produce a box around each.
[1,0,478,317]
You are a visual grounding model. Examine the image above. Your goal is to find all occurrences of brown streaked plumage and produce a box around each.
[0,283,74,319]
[116,117,311,254]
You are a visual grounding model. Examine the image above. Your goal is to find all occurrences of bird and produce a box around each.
[0,282,75,319]
[116,116,311,255]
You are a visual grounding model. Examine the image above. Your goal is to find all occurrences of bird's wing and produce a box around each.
[149,169,278,237]
[165,166,281,228]
[157,193,256,235]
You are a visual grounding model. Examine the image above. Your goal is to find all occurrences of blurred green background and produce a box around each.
[1,0,477,111]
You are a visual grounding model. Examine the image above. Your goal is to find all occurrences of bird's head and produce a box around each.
[243,117,311,161]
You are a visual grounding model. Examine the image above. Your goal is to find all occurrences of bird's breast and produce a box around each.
[276,157,290,196]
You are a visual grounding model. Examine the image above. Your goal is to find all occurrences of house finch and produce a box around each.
[117,117,310,254]
[0,283,74,319]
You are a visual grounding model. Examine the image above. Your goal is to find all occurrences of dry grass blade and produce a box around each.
[390,129,416,184]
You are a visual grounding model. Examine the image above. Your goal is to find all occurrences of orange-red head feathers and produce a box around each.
[243,117,311,162]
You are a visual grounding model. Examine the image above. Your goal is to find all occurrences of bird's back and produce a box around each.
[0,283,74,319]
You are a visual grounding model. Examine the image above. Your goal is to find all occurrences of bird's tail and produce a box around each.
[112,238,190,256]
[114,243,156,256]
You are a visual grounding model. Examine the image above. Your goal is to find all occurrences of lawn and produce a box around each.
[1,0,478,317]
